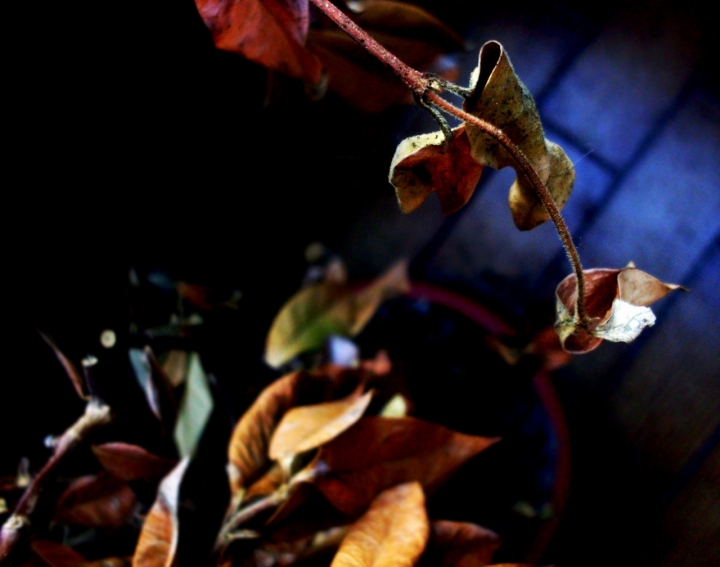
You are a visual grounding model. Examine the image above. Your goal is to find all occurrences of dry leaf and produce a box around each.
[463,41,574,230]
[389,126,483,215]
[269,389,373,464]
[132,459,189,567]
[194,0,322,85]
[330,482,429,567]
[306,416,499,516]
[54,473,136,530]
[32,541,130,567]
[307,0,463,112]
[265,260,410,368]
[227,365,371,494]
[39,331,88,400]
[554,267,685,354]
[92,443,176,483]
[422,520,501,567]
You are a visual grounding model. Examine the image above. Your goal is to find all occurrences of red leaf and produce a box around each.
[307,416,498,516]
[54,473,136,530]
[195,0,322,84]
[92,443,176,483]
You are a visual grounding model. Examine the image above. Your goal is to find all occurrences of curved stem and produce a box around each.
[426,93,588,323]
[308,0,588,324]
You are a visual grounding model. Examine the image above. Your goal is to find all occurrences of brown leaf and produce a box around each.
[330,482,429,567]
[307,0,463,112]
[54,473,136,529]
[92,443,176,483]
[31,541,131,567]
[462,41,574,230]
[39,331,88,400]
[423,520,500,567]
[132,459,188,567]
[227,365,372,494]
[307,416,499,516]
[265,260,410,368]
[269,389,372,464]
[194,0,322,85]
[554,267,685,354]
[389,126,483,215]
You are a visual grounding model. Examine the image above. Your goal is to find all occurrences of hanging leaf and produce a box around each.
[194,0,323,85]
[39,331,88,400]
[133,459,189,567]
[305,416,499,516]
[389,126,483,215]
[92,443,176,483]
[463,40,574,230]
[421,520,501,567]
[54,473,136,529]
[330,482,429,567]
[554,267,685,354]
[269,389,373,464]
[227,365,369,494]
[265,260,410,368]
[307,0,463,112]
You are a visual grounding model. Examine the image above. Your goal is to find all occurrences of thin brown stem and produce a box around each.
[214,490,287,554]
[0,401,112,565]
[309,0,588,324]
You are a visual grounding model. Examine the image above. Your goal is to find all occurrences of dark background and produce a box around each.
[4,0,719,565]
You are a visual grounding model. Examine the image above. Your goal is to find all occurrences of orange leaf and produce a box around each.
[330,482,429,567]
[54,473,136,530]
[92,443,176,483]
[269,389,372,463]
[132,459,188,567]
[389,125,483,215]
[424,520,501,567]
[308,416,499,516]
[555,266,685,353]
[227,365,371,494]
[195,0,322,84]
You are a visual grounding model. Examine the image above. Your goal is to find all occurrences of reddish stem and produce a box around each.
[308,0,588,324]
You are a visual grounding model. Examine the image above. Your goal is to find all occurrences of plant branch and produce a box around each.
[309,0,588,324]
[0,400,112,565]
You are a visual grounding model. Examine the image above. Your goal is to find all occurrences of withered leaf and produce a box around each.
[422,520,500,567]
[32,540,131,567]
[269,389,372,464]
[92,443,176,483]
[389,126,483,215]
[554,267,685,354]
[330,482,429,567]
[227,365,370,494]
[307,416,499,516]
[265,260,410,369]
[132,459,189,567]
[463,41,574,230]
[194,0,322,85]
[39,331,88,400]
[54,472,136,530]
[307,0,463,112]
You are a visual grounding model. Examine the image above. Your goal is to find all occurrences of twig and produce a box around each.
[308,0,589,325]
[0,400,112,565]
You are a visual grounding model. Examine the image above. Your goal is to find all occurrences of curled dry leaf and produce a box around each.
[307,0,464,112]
[554,267,685,354]
[389,126,483,215]
[265,260,410,369]
[92,443,176,483]
[133,459,189,567]
[330,482,429,567]
[269,389,373,464]
[194,0,322,85]
[54,473,136,530]
[463,41,574,230]
[423,520,500,567]
[306,416,499,516]
[227,365,374,494]
[39,331,88,400]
